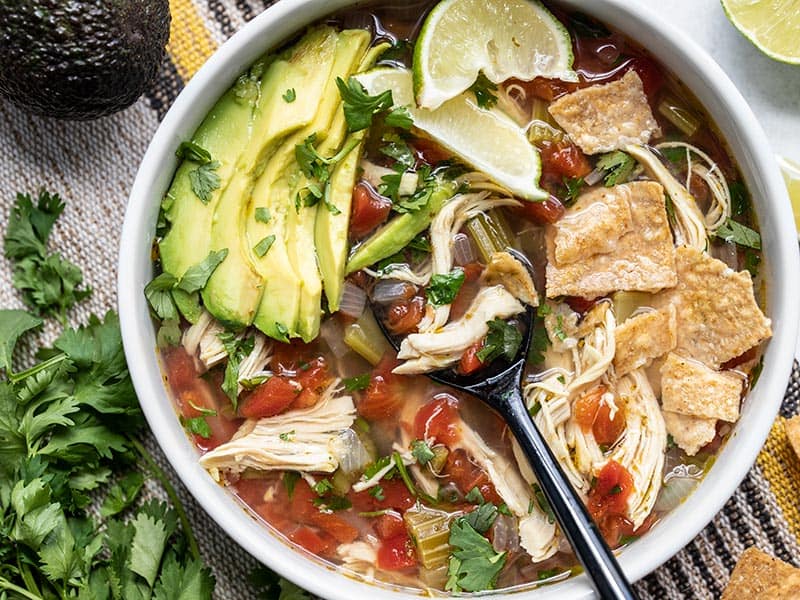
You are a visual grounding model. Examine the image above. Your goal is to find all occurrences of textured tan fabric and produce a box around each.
[1,2,799,599]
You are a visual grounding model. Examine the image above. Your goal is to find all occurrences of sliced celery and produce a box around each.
[404,506,452,569]
[331,468,354,495]
[343,308,392,365]
[466,210,514,262]
[657,93,701,137]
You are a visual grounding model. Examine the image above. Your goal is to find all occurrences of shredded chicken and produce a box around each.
[199,381,355,480]
[625,144,708,250]
[364,261,433,286]
[337,541,378,577]
[394,285,524,374]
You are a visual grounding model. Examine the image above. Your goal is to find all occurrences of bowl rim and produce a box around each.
[118,0,800,598]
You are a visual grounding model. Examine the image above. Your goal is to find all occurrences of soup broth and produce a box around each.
[151,0,770,593]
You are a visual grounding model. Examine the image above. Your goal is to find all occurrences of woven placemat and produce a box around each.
[2,1,799,597]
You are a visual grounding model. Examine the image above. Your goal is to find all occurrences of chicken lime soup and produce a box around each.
[147,0,771,592]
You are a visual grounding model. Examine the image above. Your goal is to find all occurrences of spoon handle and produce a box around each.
[497,386,638,600]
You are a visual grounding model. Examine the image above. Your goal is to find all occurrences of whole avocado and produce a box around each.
[0,0,170,120]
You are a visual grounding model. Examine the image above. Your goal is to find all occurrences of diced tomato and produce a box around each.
[375,513,407,540]
[377,533,417,570]
[358,352,403,421]
[162,346,200,393]
[350,182,392,239]
[526,76,578,102]
[539,140,592,180]
[564,296,597,315]
[412,136,452,165]
[587,460,635,545]
[385,295,425,335]
[515,195,566,225]
[292,357,332,409]
[461,262,484,282]
[573,385,626,446]
[238,375,299,419]
[271,339,322,373]
[459,339,485,375]
[308,511,359,544]
[444,448,503,505]
[289,480,318,522]
[413,394,461,445]
[289,526,333,555]
[349,479,415,513]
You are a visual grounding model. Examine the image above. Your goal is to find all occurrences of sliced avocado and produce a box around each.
[346,182,458,274]
[159,60,266,279]
[252,29,370,341]
[202,27,339,328]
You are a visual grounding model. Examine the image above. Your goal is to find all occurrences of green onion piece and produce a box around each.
[657,93,701,137]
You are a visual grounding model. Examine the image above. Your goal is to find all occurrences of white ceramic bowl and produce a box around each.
[118,1,800,597]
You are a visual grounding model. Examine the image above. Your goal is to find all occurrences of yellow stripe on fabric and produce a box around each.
[756,417,800,541]
[167,0,218,81]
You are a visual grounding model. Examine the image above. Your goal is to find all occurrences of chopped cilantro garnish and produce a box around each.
[411,439,435,465]
[477,318,522,363]
[596,150,635,187]
[465,502,498,534]
[176,140,213,163]
[217,332,255,408]
[380,133,415,168]
[744,248,761,278]
[445,510,506,592]
[715,219,761,250]
[253,234,276,258]
[279,430,295,442]
[182,416,212,438]
[188,160,221,204]
[313,479,334,496]
[282,88,296,103]
[563,176,585,204]
[254,207,271,223]
[343,373,371,391]
[426,268,465,306]
[468,73,499,109]
[274,322,290,342]
[385,106,413,129]
[729,180,749,216]
[176,249,228,293]
[283,471,300,498]
[610,484,622,495]
[465,486,485,505]
[532,483,555,523]
[336,76,394,132]
[538,568,565,581]
[553,314,568,341]
[369,485,385,501]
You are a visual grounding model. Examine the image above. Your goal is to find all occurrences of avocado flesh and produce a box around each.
[202,27,338,329]
[159,64,265,280]
[252,29,370,341]
[346,182,458,274]
[312,41,390,316]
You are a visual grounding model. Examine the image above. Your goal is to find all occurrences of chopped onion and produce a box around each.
[372,280,415,305]
[330,429,373,476]
[584,168,605,186]
[653,475,698,513]
[339,281,367,318]
[320,317,350,358]
[491,514,520,553]
[453,232,477,266]
[712,240,739,271]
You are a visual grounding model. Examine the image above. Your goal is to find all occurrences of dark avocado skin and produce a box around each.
[0,0,170,120]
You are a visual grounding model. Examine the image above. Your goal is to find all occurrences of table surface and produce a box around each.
[1,2,799,599]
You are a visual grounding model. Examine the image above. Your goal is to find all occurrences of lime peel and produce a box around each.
[721,0,800,65]
[413,0,577,110]
[356,67,546,201]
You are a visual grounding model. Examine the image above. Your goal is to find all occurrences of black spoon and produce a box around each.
[374,249,637,600]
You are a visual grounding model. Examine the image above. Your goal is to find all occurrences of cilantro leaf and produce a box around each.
[176,141,212,163]
[468,73,498,109]
[563,176,585,204]
[253,234,276,258]
[410,439,435,465]
[218,333,255,408]
[380,133,415,169]
[729,180,749,216]
[336,76,394,132]
[715,218,761,250]
[384,106,413,129]
[182,416,212,439]
[144,272,179,321]
[446,515,506,592]
[596,151,635,187]
[465,486,485,505]
[343,373,371,391]
[477,318,522,363]
[100,471,145,517]
[3,190,63,260]
[152,554,215,600]
[282,88,296,103]
[129,511,170,586]
[255,207,271,223]
[532,482,555,523]
[176,249,228,293]
[0,309,42,373]
[426,268,465,306]
[464,501,498,533]
[188,161,221,204]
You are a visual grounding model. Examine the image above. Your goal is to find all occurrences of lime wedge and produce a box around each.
[778,155,800,237]
[721,0,800,64]
[413,0,577,110]
[356,67,546,200]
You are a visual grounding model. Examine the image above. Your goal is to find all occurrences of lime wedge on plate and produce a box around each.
[721,0,800,64]
[413,0,577,109]
[356,67,546,200]
[778,155,800,237]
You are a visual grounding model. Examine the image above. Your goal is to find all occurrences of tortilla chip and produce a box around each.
[661,352,743,422]
[662,410,716,456]
[785,415,800,459]
[546,181,676,299]
[614,305,677,376]
[553,185,632,265]
[652,246,772,367]
[722,547,800,599]
[547,70,661,155]
[481,251,538,306]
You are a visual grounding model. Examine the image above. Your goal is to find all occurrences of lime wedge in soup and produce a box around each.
[413,0,577,110]
[721,0,800,64]
[356,67,547,200]
[778,155,800,237]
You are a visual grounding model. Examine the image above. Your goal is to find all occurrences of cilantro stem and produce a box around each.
[128,436,201,561]
[8,352,67,384]
[0,577,44,600]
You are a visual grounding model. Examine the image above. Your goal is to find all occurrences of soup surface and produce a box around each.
[148,0,772,593]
